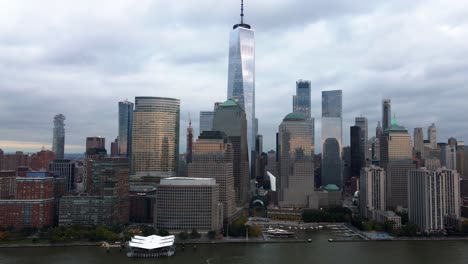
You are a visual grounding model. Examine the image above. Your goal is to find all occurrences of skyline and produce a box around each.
[1,0,468,153]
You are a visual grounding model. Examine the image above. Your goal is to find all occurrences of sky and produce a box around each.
[0,0,467,154]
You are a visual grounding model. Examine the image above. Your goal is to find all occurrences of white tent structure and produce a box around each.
[127,235,176,258]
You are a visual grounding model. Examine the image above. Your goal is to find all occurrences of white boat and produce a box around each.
[265,228,294,237]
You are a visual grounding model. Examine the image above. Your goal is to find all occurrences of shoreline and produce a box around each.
[1,236,468,248]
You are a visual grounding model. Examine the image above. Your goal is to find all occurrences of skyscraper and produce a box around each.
[186,118,193,164]
[277,112,315,208]
[199,111,214,134]
[188,131,237,221]
[350,126,362,177]
[212,99,250,205]
[428,123,437,149]
[380,116,413,209]
[321,90,343,187]
[118,100,134,157]
[86,136,105,150]
[382,99,391,131]
[376,121,383,139]
[359,166,386,218]
[131,97,180,178]
[293,80,311,118]
[227,1,256,164]
[413,128,424,157]
[52,114,65,159]
[355,117,369,165]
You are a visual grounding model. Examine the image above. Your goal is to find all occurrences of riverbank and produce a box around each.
[0,241,100,248]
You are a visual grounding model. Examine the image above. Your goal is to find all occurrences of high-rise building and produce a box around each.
[428,123,437,149]
[321,90,343,187]
[277,112,315,208]
[0,151,29,171]
[376,121,383,139]
[86,136,105,150]
[110,138,119,157]
[227,1,256,166]
[382,99,391,131]
[380,117,413,209]
[49,160,76,192]
[408,167,460,233]
[355,117,369,165]
[212,99,250,205]
[293,80,311,118]
[350,126,362,177]
[188,131,237,221]
[359,166,386,218]
[154,177,222,232]
[30,150,56,171]
[118,100,134,157]
[52,114,65,159]
[413,128,424,158]
[186,118,193,164]
[456,142,467,179]
[199,111,214,134]
[131,97,180,178]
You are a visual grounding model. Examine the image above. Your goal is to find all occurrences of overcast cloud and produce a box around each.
[0,0,467,153]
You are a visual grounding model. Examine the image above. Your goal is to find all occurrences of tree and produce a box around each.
[178,231,189,240]
[142,226,156,236]
[383,221,395,233]
[158,229,170,236]
[207,231,217,240]
[248,225,262,237]
[228,217,248,237]
[461,220,468,235]
[189,228,201,239]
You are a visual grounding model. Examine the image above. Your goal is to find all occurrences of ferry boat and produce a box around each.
[126,235,176,258]
[265,228,294,238]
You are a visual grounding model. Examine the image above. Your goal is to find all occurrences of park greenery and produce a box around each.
[302,207,352,222]
[227,217,261,237]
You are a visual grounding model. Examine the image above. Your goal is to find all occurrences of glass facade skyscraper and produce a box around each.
[293,80,311,119]
[131,97,180,178]
[227,8,255,165]
[321,90,343,187]
[118,100,133,157]
[199,111,214,134]
[52,114,65,159]
[382,99,391,131]
[278,112,315,208]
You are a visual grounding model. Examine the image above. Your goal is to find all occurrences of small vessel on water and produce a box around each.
[265,228,294,238]
[126,234,176,258]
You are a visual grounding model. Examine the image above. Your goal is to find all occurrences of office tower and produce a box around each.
[256,135,263,154]
[59,157,130,227]
[380,117,413,209]
[131,97,180,177]
[199,111,214,134]
[428,123,437,149]
[188,131,236,221]
[359,166,386,218]
[355,117,369,165]
[456,142,467,179]
[413,128,424,157]
[350,126,362,177]
[425,157,441,170]
[110,138,119,157]
[118,100,134,157]
[49,160,76,192]
[369,137,380,162]
[408,167,460,233]
[86,136,105,150]
[321,90,343,187]
[441,139,457,170]
[186,118,193,164]
[227,1,256,164]
[52,114,65,159]
[154,177,222,232]
[293,80,311,118]
[277,112,315,208]
[382,99,391,131]
[212,99,250,205]
[129,185,156,223]
[376,121,383,139]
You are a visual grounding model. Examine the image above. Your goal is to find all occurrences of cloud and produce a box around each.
[0,0,467,155]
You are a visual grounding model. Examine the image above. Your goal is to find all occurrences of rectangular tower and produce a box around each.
[118,100,134,157]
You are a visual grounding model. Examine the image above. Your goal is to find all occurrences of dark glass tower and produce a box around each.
[293,80,311,119]
[118,100,134,157]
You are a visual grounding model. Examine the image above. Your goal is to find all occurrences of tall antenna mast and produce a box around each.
[188,112,191,126]
[240,0,244,24]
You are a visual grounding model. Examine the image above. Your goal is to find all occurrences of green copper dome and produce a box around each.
[283,112,306,121]
[323,184,340,191]
[219,99,239,108]
[385,114,408,132]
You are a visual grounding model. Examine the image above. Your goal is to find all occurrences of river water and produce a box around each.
[1,232,468,264]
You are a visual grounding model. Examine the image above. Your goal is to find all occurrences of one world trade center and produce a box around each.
[227,0,256,168]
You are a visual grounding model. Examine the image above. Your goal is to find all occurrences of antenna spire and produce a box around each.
[240,0,244,24]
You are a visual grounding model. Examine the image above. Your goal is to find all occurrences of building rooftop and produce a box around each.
[384,115,407,133]
[160,177,216,186]
[219,99,240,108]
[283,112,306,121]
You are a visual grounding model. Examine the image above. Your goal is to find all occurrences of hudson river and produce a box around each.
[1,232,468,264]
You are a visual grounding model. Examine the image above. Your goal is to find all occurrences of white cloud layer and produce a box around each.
[0,0,467,153]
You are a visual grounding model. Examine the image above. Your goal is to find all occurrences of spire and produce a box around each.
[240,0,244,24]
